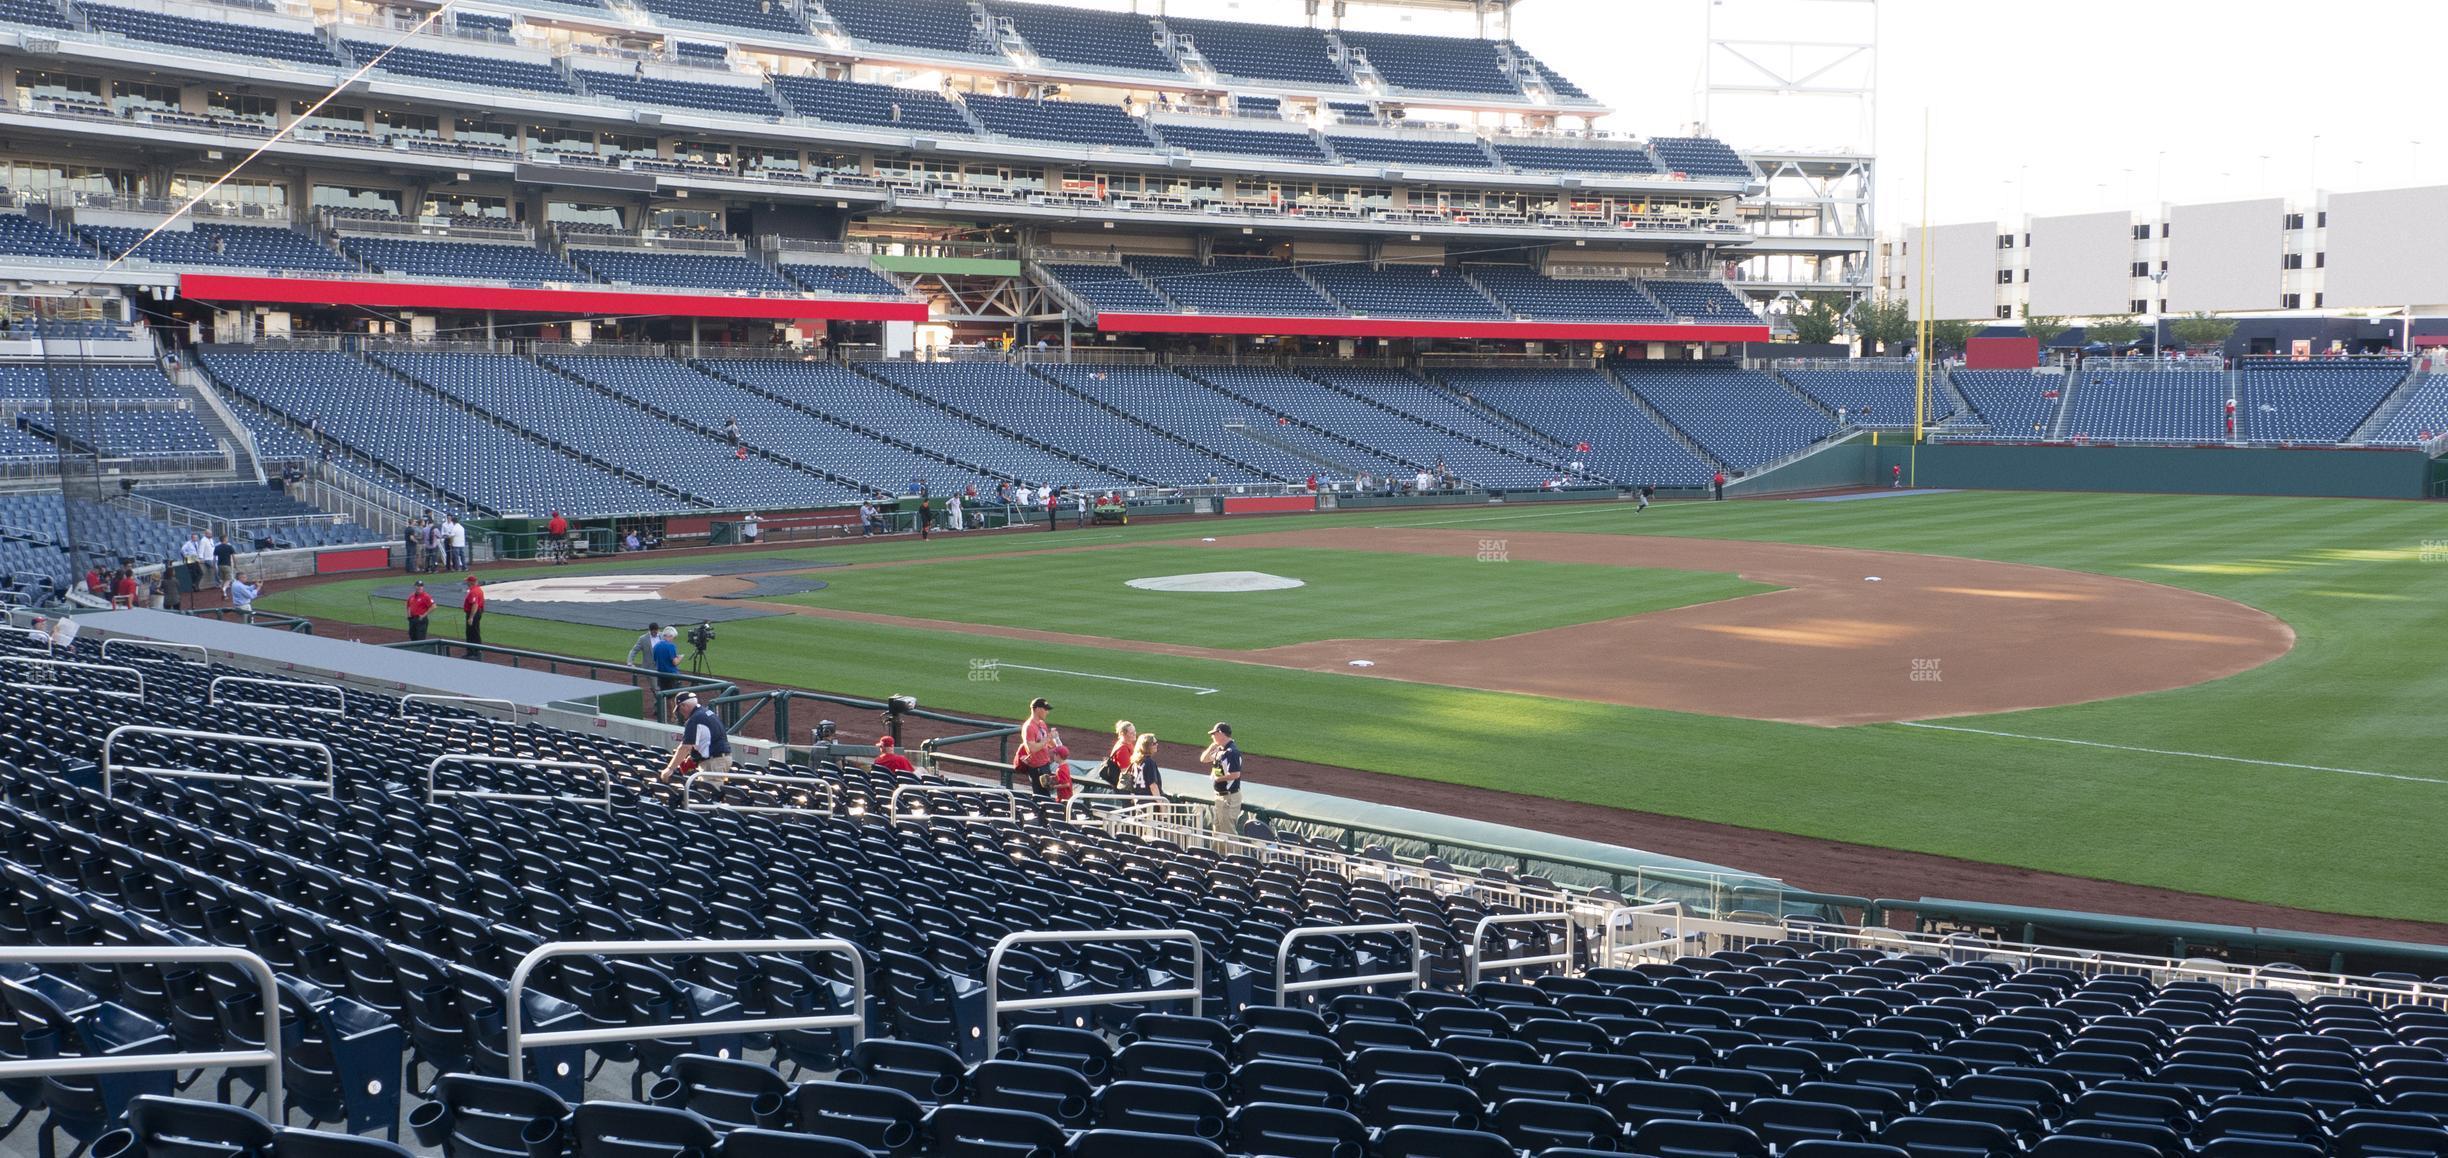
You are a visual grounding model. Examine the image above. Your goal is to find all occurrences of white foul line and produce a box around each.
[987,662,1218,695]
[1896,721,2448,786]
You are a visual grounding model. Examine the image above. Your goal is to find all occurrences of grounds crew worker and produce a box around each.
[1201,722,1243,833]
[661,690,732,783]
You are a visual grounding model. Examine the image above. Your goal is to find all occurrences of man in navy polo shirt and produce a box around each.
[661,690,731,784]
[1200,722,1243,834]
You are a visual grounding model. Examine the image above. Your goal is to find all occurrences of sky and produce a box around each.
[1503,0,2443,229]
[1055,0,2442,230]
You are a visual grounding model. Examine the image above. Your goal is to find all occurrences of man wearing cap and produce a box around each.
[461,575,485,655]
[870,735,916,777]
[1200,722,1243,833]
[1016,697,1059,795]
[660,690,731,783]
[405,580,434,641]
[650,626,683,718]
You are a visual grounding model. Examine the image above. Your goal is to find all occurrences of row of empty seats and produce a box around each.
[1039,260,1762,324]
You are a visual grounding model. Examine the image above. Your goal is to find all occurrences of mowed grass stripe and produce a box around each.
[266,492,2448,921]
[777,545,1774,648]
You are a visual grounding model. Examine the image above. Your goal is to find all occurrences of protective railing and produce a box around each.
[1275,923,1423,1007]
[0,945,283,1110]
[1635,909,2448,1010]
[1598,901,1688,969]
[1464,911,1573,986]
[504,938,865,1084]
[426,753,612,808]
[101,725,336,798]
[207,674,345,714]
[887,782,1047,823]
[983,930,1202,1044]
[684,770,836,815]
[381,639,734,720]
[398,693,519,717]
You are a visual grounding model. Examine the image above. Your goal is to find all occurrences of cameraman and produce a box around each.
[650,626,682,718]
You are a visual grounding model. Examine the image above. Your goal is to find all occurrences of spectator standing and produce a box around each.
[402,520,421,573]
[918,493,932,541]
[1637,484,1653,513]
[111,569,138,609]
[214,536,236,584]
[1098,720,1137,789]
[1712,471,1726,501]
[82,565,103,599]
[224,573,259,624]
[1045,486,1059,532]
[196,531,220,585]
[1017,483,1034,512]
[947,493,964,532]
[628,620,665,668]
[405,580,434,641]
[740,512,762,544]
[422,519,444,573]
[1128,733,1163,798]
[870,735,916,776]
[659,691,732,781]
[446,516,468,570]
[1891,464,1904,488]
[1200,722,1242,832]
[1016,697,1059,795]
[1074,490,1088,527]
[546,511,569,561]
[179,533,200,580]
[461,576,485,655]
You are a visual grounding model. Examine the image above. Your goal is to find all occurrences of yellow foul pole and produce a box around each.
[1912,109,1932,485]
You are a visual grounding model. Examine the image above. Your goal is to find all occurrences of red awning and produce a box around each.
[1093,312,1769,343]
[179,274,929,323]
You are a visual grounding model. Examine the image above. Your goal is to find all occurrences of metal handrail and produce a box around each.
[0,946,282,1110]
[684,771,836,815]
[208,674,345,715]
[1599,901,1687,967]
[0,656,146,699]
[427,754,612,808]
[101,725,336,798]
[398,693,520,717]
[504,938,865,1083]
[1465,911,1572,986]
[887,782,1043,822]
[1274,922,1423,1006]
[100,637,209,665]
[983,929,1203,1045]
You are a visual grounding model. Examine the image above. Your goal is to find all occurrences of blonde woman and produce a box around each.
[1127,733,1163,797]
[1099,720,1138,790]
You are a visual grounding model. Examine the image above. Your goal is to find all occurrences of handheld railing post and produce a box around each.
[0,656,146,699]
[1600,902,1687,968]
[1274,923,1423,1006]
[101,725,337,798]
[427,754,613,809]
[0,945,281,1111]
[684,771,836,815]
[100,638,209,665]
[504,938,865,1083]
[983,929,1202,1046]
[208,675,346,715]
[1465,912,1573,987]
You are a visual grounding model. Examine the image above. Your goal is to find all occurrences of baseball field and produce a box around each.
[264,490,2448,925]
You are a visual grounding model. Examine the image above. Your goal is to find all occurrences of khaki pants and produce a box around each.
[1212,791,1241,834]
[696,754,733,776]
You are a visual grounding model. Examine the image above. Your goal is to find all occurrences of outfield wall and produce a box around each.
[1872,443,2435,499]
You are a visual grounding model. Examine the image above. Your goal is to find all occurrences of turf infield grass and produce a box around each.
[772,545,1775,648]
[266,491,2448,923]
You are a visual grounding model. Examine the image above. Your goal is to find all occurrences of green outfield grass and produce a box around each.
[776,545,1773,648]
[265,492,2448,923]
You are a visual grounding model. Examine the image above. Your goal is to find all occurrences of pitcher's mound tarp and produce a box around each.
[370,580,784,630]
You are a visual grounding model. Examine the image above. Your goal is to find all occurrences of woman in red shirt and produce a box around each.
[1101,720,1137,789]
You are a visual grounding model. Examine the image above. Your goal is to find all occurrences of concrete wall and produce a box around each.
[1871,442,2433,499]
